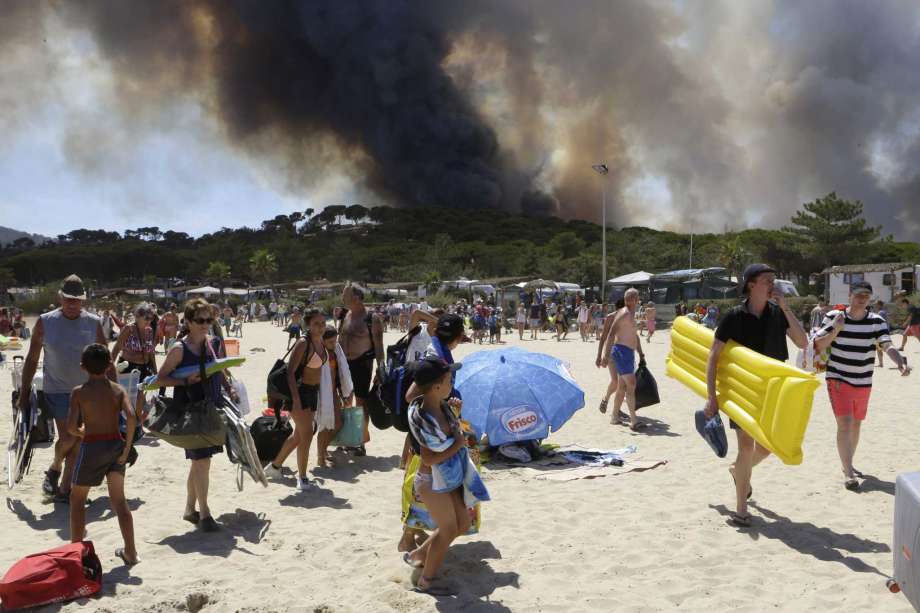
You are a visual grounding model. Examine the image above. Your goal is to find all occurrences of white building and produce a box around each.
[823,262,918,304]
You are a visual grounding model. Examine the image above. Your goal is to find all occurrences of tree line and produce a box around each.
[1,194,918,295]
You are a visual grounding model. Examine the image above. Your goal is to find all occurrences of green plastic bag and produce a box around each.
[330,406,364,447]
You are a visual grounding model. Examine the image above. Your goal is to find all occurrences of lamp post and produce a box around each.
[592,163,609,303]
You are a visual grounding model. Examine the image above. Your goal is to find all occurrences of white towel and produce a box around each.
[317,343,355,432]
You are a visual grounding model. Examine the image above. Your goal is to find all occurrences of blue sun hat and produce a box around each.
[695,409,728,458]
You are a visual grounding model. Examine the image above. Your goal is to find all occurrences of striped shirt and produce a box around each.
[817,310,891,387]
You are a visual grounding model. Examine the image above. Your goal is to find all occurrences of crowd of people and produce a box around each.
[8,268,919,595]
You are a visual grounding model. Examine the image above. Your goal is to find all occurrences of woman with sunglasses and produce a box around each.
[112,303,158,415]
[153,298,237,532]
[263,309,329,491]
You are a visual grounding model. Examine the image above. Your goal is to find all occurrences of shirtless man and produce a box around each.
[597,289,646,430]
[158,304,180,352]
[339,284,384,456]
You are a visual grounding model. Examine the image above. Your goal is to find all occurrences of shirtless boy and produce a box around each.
[67,343,138,565]
[597,289,646,430]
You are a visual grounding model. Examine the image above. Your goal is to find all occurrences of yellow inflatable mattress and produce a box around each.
[666,316,820,465]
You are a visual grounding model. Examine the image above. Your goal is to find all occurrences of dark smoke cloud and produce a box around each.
[3,0,920,237]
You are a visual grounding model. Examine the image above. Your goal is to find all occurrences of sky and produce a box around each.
[2,1,919,240]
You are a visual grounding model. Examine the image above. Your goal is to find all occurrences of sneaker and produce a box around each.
[42,469,61,496]
[263,463,283,480]
[296,476,313,492]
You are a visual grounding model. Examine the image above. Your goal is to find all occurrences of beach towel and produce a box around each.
[317,343,353,432]
[401,454,482,534]
[561,445,637,467]
[408,404,490,508]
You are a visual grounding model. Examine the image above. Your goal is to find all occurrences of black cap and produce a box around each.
[60,274,87,300]
[411,355,461,386]
[742,263,776,294]
[850,281,873,295]
[436,313,465,340]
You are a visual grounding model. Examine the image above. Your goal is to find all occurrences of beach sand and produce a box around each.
[0,320,913,612]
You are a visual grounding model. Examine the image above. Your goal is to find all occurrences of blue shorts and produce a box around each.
[43,392,71,421]
[611,344,636,376]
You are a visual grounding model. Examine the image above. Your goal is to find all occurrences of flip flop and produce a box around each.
[413,579,456,596]
[728,512,752,527]
[598,399,608,414]
[115,548,139,566]
[844,478,860,491]
[183,511,201,525]
[402,552,424,568]
[629,422,648,432]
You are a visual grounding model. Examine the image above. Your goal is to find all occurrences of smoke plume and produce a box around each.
[3,0,920,237]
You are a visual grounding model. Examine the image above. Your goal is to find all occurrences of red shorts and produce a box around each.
[827,379,871,421]
[908,324,920,337]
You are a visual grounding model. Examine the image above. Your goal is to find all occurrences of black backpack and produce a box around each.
[249,402,293,463]
[367,326,422,433]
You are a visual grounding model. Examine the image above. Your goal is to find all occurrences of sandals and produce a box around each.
[402,552,424,568]
[598,399,608,414]
[198,516,220,532]
[728,512,752,527]
[844,478,860,491]
[183,511,201,525]
[115,548,139,566]
[413,577,457,596]
[629,422,648,432]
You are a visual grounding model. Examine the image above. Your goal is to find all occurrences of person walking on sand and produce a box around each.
[577,299,591,342]
[150,298,239,531]
[597,290,646,430]
[339,284,384,456]
[703,264,808,527]
[67,343,138,565]
[401,356,489,596]
[18,275,112,503]
[111,303,157,417]
[809,298,829,333]
[814,282,910,491]
[528,299,542,340]
[897,297,920,351]
[515,303,526,340]
[644,302,657,342]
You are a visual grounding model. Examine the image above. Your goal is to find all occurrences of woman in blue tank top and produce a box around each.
[153,298,238,533]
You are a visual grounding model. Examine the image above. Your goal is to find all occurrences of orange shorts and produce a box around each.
[827,379,871,421]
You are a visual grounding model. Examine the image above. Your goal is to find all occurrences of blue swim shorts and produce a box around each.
[43,392,71,421]
[610,344,636,376]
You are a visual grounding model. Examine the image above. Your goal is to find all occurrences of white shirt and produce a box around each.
[406,327,433,364]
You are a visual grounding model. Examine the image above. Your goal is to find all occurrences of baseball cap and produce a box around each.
[411,355,462,386]
[741,264,776,294]
[850,281,873,295]
[60,274,87,300]
[436,313,465,340]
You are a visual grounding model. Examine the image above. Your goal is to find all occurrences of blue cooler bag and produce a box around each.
[330,407,364,447]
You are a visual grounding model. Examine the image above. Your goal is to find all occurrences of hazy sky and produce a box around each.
[3,1,919,239]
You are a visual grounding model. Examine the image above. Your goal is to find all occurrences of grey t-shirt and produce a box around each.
[40,309,101,394]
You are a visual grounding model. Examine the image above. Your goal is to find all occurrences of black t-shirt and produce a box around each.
[714,301,790,362]
[529,304,541,319]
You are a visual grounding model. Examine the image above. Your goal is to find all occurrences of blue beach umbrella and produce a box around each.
[455,347,585,446]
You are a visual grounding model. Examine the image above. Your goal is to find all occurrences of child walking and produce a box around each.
[402,357,490,595]
[67,343,138,565]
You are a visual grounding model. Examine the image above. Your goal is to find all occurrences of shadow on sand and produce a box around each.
[710,503,890,576]
[153,507,270,558]
[6,496,145,540]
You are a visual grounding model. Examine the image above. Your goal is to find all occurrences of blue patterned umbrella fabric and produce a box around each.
[454,347,585,446]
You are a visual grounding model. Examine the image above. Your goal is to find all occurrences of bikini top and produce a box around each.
[124,324,154,354]
[305,340,327,369]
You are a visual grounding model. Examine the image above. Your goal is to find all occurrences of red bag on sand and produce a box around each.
[0,541,102,610]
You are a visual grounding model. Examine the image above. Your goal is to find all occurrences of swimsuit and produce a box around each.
[610,344,636,375]
[72,434,125,487]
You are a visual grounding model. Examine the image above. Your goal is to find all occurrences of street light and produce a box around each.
[592,163,609,303]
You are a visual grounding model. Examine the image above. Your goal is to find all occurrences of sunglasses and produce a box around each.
[191,317,214,325]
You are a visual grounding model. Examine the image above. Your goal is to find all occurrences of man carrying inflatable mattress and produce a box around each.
[702,264,809,527]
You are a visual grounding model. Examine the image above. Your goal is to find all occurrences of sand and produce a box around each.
[0,319,914,612]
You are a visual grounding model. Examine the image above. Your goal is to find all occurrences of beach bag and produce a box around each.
[249,405,292,462]
[146,342,226,450]
[33,391,56,444]
[266,342,309,402]
[367,326,422,432]
[0,541,102,611]
[330,406,364,447]
[634,358,660,410]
